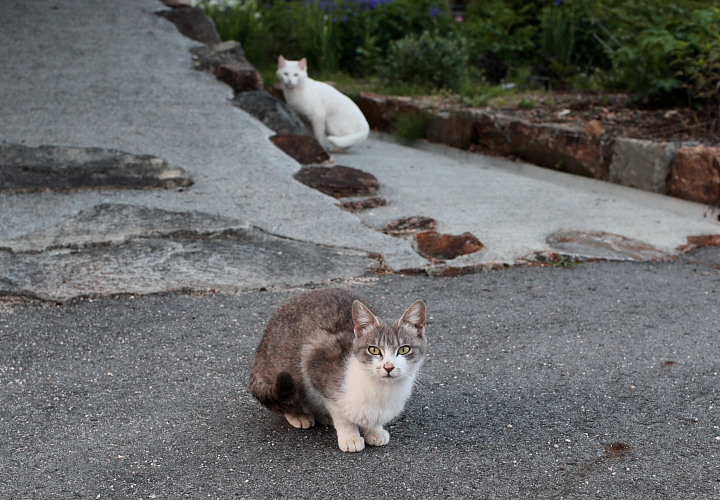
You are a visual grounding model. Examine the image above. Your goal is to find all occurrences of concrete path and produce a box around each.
[1,0,718,300]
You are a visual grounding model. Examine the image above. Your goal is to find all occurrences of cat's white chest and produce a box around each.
[338,357,415,429]
[283,84,319,116]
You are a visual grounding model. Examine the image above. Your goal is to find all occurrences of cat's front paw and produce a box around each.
[364,428,390,447]
[338,436,365,453]
[285,413,315,429]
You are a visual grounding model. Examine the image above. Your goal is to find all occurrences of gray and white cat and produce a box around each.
[277,56,370,152]
[250,288,427,452]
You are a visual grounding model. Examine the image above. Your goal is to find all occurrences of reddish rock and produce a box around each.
[339,197,388,212]
[190,41,263,93]
[677,234,720,252]
[294,165,379,198]
[668,145,720,205]
[215,62,263,92]
[357,92,395,131]
[270,135,331,165]
[358,92,415,132]
[584,119,605,137]
[473,112,516,156]
[414,231,484,260]
[426,110,476,149]
[383,216,437,236]
[511,122,607,179]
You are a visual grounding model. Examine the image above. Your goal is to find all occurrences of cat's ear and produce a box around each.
[278,55,286,68]
[400,300,426,338]
[352,300,380,338]
[299,57,307,71]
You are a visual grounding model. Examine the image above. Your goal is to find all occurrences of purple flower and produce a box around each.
[429,5,441,17]
[353,0,393,9]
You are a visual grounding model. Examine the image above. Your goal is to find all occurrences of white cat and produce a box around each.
[277,55,370,152]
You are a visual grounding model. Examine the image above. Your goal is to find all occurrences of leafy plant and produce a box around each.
[337,0,453,75]
[201,0,720,130]
[518,97,536,109]
[392,110,432,145]
[461,0,541,66]
[378,31,470,92]
[540,4,575,66]
[668,9,720,129]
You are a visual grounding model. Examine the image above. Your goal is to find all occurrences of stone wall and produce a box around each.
[359,92,720,208]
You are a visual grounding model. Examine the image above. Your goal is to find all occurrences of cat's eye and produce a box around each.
[398,345,411,355]
[367,346,382,356]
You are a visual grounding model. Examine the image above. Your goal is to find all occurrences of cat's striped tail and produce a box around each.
[250,371,297,414]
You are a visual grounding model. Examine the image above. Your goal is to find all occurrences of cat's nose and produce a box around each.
[383,362,395,373]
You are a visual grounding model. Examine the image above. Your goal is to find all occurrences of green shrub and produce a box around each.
[461,0,541,66]
[336,0,454,76]
[203,0,453,77]
[392,110,432,145]
[669,8,720,113]
[202,0,342,74]
[378,31,469,92]
[540,4,575,66]
[201,0,720,125]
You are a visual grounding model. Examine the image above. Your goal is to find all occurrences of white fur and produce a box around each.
[277,56,370,152]
[327,353,421,452]
[339,355,416,429]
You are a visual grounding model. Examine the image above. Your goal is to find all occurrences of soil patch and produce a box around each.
[423,92,719,145]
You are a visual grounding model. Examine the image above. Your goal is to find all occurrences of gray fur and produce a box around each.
[250,288,426,425]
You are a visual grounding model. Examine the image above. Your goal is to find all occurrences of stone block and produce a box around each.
[191,41,246,71]
[358,92,414,132]
[190,41,263,93]
[294,165,379,198]
[668,145,720,205]
[510,122,607,179]
[232,90,310,135]
[215,62,263,92]
[156,6,221,46]
[472,111,517,156]
[608,138,677,193]
[426,110,476,150]
[270,134,331,165]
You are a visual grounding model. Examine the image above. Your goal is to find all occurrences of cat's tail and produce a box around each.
[250,371,297,414]
[327,126,369,151]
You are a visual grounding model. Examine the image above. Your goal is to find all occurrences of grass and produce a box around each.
[392,110,433,145]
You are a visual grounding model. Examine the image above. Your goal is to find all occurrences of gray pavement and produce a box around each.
[1,1,719,498]
[2,253,719,498]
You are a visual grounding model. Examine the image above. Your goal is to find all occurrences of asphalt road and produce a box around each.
[2,248,718,499]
